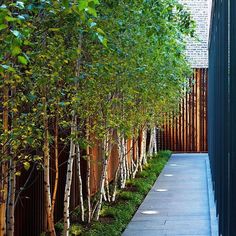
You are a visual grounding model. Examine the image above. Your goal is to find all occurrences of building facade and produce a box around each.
[179,0,209,68]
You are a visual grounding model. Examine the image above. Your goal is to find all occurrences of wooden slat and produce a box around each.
[162,68,208,152]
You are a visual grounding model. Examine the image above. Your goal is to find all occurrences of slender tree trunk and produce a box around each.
[105,169,111,202]
[0,162,8,236]
[52,105,59,217]
[140,128,147,167]
[73,33,85,223]
[63,114,76,236]
[0,85,9,236]
[6,86,17,236]
[75,144,85,222]
[102,176,107,202]
[111,163,120,202]
[118,134,125,188]
[125,139,130,180]
[42,97,56,236]
[125,153,130,180]
[132,140,139,178]
[86,123,91,223]
[94,137,109,221]
[122,138,127,188]
[94,156,108,221]
[153,127,157,154]
[130,139,135,175]
[148,127,154,157]
[87,152,91,223]
[143,128,147,164]
[138,136,143,171]
[6,159,16,236]
[117,135,130,188]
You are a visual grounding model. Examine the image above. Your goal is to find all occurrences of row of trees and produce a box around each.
[0,0,194,235]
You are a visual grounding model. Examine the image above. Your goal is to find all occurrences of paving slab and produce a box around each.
[122,153,218,236]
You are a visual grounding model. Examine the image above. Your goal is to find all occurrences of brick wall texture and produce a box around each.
[179,0,209,68]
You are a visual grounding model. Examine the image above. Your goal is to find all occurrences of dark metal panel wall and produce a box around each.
[208,0,236,235]
[229,0,236,235]
[161,68,208,153]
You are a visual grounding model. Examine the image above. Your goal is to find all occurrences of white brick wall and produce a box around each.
[179,0,209,68]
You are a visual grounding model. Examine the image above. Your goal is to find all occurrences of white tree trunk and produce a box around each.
[52,108,59,218]
[94,154,108,221]
[105,169,111,202]
[1,85,9,236]
[86,147,91,223]
[153,127,157,154]
[94,133,112,220]
[140,128,147,166]
[0,162,8,236]
[125,140,130,180]
[131,158,136,176]
[148,127,154,157]
[6,160,16,236]
[63,115,76,236]
[143,128,147,164]
[102,186,107,202]
[111,164,120,202]
[122,137,127,188]
[42,97,56,236]
[129,139,134,174]
[118,134,127,189]
[76,144,85,222]
[132,141,139,178]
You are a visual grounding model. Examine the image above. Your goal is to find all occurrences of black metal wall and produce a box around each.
[208,0,236,235]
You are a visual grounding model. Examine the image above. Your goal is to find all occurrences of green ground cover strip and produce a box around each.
[57,150,171,236]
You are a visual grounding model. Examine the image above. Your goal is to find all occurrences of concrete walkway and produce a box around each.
[122,153,218,236]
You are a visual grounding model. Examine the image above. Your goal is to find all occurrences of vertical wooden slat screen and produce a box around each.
[160,68,208,153]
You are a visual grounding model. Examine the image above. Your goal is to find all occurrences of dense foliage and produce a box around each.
[0,0,194,235]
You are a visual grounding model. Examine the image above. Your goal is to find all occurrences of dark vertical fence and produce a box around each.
[160,68,208,153]
[208,0,236,235]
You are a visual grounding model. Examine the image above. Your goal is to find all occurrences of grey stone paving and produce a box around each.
[122,153,218,236]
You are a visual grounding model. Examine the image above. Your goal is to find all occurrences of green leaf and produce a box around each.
[23,162,30,171]
[0,65,15,72]
[0,24,7,31]
[11,46,22,56]
[23,40,30,46]
[18,56,28,65]
[96,27,105,35]
[78,0,88,11]
[93,0,100,4]
[62,0,69,8]
[49,28,60,32]
[5,16,17,22]
[87,7,97,17]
